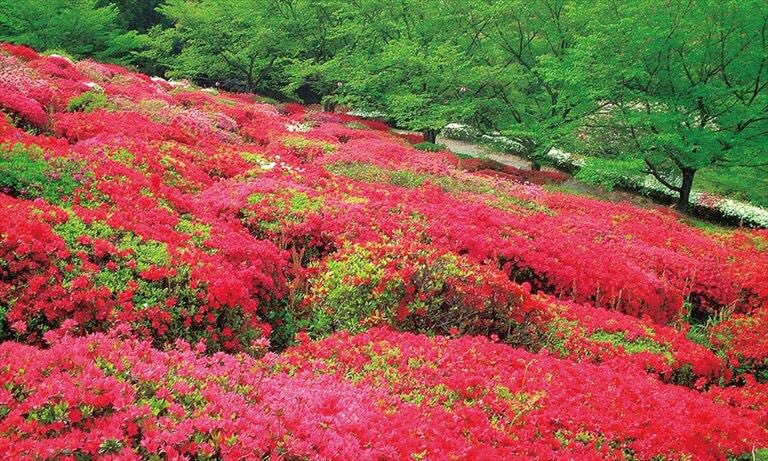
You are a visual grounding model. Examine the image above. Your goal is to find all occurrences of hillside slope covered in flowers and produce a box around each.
[0,44,767,460]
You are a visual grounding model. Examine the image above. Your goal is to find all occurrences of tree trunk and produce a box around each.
[422,129,437,144]
[530,160,542,171]
[676,167,696,213]
[322,100,337,112]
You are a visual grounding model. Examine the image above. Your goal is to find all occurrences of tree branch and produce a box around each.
[645,158,682,192]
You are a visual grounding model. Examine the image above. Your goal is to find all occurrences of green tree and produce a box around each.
[150,0,313,93]
[104,0,167,33]
[573,0,768,211]
[0,0,141,63]
[460,0,597,170]
[320,0,499,142]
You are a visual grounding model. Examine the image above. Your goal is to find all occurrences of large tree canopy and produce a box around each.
[0,0,141,63]
[319,0,498,141]
[572,0,768,210]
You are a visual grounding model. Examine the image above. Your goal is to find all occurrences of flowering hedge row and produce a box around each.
[2,44,766,329]
[0,327,765,460]
[279,328,766,460]
[0,44,766,458]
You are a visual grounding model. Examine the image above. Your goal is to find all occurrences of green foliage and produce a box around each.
[305,245,385,337]
[0,304,7,340]
[324,8,497,133]
[589,331,671,359]
[242,188,326,236]
[0,144,81,203]
[26,402,69,424]
[0,0,142,63]
[175,214,212,249]
[571,0,768,210]
[108,0,167,33]
[697,165,768,208]
[146,0,302,92]
[54,214,171,294]
[328,161,550,213]
[413,142,443,152]
[66,90,111,113]
[304,244,465,338]
[473,0,596,168]
[283,136,336,154]
[574,156,645,191]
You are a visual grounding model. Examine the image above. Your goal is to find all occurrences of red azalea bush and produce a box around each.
[538,299,725,384]
[280,328,767,460]
[0,43,41,61]
[708,374,768,429]
[710,307,768,377]
[0,327,765,461]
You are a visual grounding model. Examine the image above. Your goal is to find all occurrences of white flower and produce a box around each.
[84,82,103,91]
[286,122,311,133]
[347,109,387,119]
[48,54,73,63]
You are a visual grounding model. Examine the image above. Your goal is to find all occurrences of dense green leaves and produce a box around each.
[0,0,141,63]
[0,144,82,203]
[572,0,768,210]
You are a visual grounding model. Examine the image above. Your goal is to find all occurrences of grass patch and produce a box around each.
[589,330,672,360]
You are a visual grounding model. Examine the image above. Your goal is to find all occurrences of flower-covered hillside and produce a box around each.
[0,44,767,459]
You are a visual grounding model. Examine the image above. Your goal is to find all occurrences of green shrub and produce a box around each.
[242,188,325,236]
[66,90,110,113]
[301,241,524,340]
[589,330,671,358]
[283,136,336,154]
[413,142,443,152]
[0,144,81,203]
[346,121,368,130]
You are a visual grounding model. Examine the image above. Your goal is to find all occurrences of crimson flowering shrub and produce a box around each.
[710,307,768,379]
[708,375,768,430]
[0,43,41,61]
[0,327,764,461]
[279,328,767,460]
[538,299,725,385]
[301,239,540,342]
